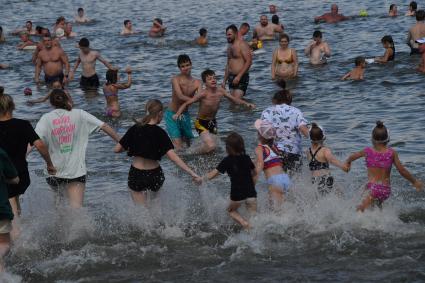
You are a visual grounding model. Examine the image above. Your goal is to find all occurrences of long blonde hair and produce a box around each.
[0,86,15,115]
[137,99,163,126]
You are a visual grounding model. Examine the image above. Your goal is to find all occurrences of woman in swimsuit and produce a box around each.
[103,67,132,118]
[375,35,395,63]
[271,33,298,80]
[346,121,423,212]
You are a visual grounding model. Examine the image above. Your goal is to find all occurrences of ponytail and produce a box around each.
[136,99,163,126]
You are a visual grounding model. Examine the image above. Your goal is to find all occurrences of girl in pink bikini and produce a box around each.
[346,121,423,212]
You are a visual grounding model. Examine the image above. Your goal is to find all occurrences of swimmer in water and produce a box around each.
[53,16,66,33]
[12,20,36,36]
[121,20,139,35]
[304,30,331,65]
[64,23,77,38]
[238,23,250,41]
[75,8,91,23]
[389,4,398,17]
[27,80,73,105]
[406,1,417,17]
[269,4,277,14]
[103,67,132,118]
[0,26,5,43]
[407,10,425,55]
[149,18,166,37]
[254,119,290,209]
[204,132,257,230]
[415,37,425,72]
[314,4,349,23]
[271,33,298,80]
[345,121,423,212]
[374,35,395,63]
[17,33,36,50]
[342,56,366,80]
[0,64,8,69]
[253,15,283,41]
[196,28,208,46]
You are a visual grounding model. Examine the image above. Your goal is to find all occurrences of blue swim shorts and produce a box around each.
[164,109,195,140]
[267,173,291,193]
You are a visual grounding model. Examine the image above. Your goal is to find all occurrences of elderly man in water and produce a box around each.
[149,18,166,37]
[314,4,349,23]
[253,15,283,41]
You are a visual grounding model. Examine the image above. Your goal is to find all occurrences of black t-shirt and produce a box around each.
[217,154,257,201]
[0,118,40,174]
[119,124,174,160]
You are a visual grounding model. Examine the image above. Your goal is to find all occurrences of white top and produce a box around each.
[261,104,307,155]
[35,109,104,179]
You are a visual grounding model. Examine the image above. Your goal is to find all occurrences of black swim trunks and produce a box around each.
[278,151,302,174]
[8,170,31,198]
[312,174,334,195]
[44,72,64,85]
[195,118,217,134]
[228,73,249,94]
[128,166,165,192]
[410,47,421,55]
[46,175,87,187]
[80,73,100,89]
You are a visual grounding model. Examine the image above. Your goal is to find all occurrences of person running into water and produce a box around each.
[304,30,331,65]
[103,67,132,118]
[271,33,298,80]
[114,99,201,205]
[204,132,257,229]
[306,123,348,195]
[374,35,395,63]
[196,28,208,46]
[173,69,255,154]
[165,54,202,150]
[254,119,291,209]
[342,56,366,80]
[345,121,423,212]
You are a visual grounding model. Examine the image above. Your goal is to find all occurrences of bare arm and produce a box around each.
[222,49,230,88]
[100,123,120,142]
[97,53,115,70]
[393,151,422,190]
[314,15,324,23]
[292,49,299,76]
[224,90,255,108]
[34,57,42,83]
[254,146,264,183]
[172,77,192,102]
[237,42,252,78]
[271,49,277,80]
[206,169,220,180]
[5,176,19,185]
[341,71,351,80]
[166,149,200,179]
[33,139,56,175]
[304,41,314,56]
[346,150,365,164]
[324,148,348,172]
[299,124,309,137]
[69,57,81,80]
[114,142,125,153]
[323,42,331,57]
[173,93,204,118]
[375,48,392,63]
[60,50,70,77]
[115,68,132,89]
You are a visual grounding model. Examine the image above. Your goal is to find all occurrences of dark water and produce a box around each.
[1,0,425,282]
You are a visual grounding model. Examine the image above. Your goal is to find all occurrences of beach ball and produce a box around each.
[24,87,32,96]
[359,10,368,17]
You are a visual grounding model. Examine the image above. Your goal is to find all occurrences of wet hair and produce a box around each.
[313,30,322,38]
[410,1,417,11]
[199,28,207,36]
[272,80,292,105]
[79,37,90,48]
[226,24,238,34]
[272,15,279,25]
[381,35,394,47]
[78,7,84,12]
[310,123,325,143]
[154,18,163,25]
[355,56,365,66]
[240,22,250,29]
[0,86,15,115]
[35,26,43,33]
[372,121,389,144]
[416,9,425,21]
[177,54,191,67]
[279,33,290,42]
[49,89,72,111]
[106,69,118,84]
[225,132,246,155]
[124,20,131,26]
[389,4,396,11]
[201,69,215,83]
[138,99,163,126]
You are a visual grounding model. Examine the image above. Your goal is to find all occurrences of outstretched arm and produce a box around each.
[69,57,81,81]
[345,149,365,170]
[341,71,351,80]
[254,146,264,183]
[101,123,120,142]
[97,52,115,70]
[324,148,348,172]
[173,93,204,119]
[172,76,192,102]
[115,67,132,89]
[393,151,423,191]
[224,89,255,108]
[166,149,200,179]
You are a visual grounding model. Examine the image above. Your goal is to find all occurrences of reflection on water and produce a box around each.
[1,0,425,282]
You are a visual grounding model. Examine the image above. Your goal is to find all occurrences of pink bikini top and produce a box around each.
[364,147,394,169]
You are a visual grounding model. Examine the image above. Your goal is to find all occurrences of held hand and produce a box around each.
[193,175,203,185]
[172,114,180,121]
[245,102,256,109]
[232,76,241,86]
[413,179,423,192]
[47,165,57,175]
[342,163,350,173]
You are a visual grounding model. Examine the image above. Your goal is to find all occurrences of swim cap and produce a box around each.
[24,87,32,96]
[254,119,276,139]
[55,28,65,37]
[359,10,368,17]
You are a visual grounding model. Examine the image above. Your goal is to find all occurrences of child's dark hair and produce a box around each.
[50,89,72,111]
[410,1,418,11]
[313,30,322,38]
[154,18,163,25]
[272,80,292,105]
[201,69,215,83]
[310,123,325,143]
[381,35,394,47]
[416,9,425,20]
[389,4,396,12]
[177,54,191,67]
[372,121,389,144]
[106,69,118,84]
[199,28,207,36]
[355,56,365,66]
[225,132,246,155]
[271,15,279,25]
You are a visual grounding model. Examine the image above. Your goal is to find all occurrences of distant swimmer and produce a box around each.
[53,16,66,33]
[407,10,425,54]
[64,23,77,38]
[314,4,349,23]
[415,37,425,72]
[374,35,395,63]
[223,24,252,99]
[346,121,423,212]
[0,26,5,42]
[253,15,283,41]
[102,68,132,118]
[149,18,166,37]
[69,37,116,90]
[271,33,298,80]
[269,4,277,14]
[406,1,417,17]
[121,20,139,35]
[17,33,36,50]
[12,20,36,35]
[389,4,398,17]
[271,15,284,34]
[238,23,250,40]
[304,30,331,65]
[0,64,8,69]
[196,28,208,46]
[75,7,90,23]
[342,56,366,80]
[34,35,70,85]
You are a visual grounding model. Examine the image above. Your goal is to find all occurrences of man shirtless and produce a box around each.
[173,69,254,154]
[12,21,36,35]
[253,15,283,41]
[121,20,138,35]
[223,25,252,99]
[314,4,349,23]
[17,33,36,50]
[149,18,166,37]
[69,37,115,89]
[75,8,90,23]
[164,54,202,149]
[407,10,425,54]
[32,33,61,64]
[304,30,331,65]
[34,35,69,85]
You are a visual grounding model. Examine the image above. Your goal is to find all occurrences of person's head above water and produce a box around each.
[313,30,323,43]
[409,1,418,12]
[78,37,90,53]
[416,9,425,21]
[239,23,250,36]
[272,80,292,105]
[389,4,397,12]
[201,69,216,84]
[153,18,163,26]
[50,89,72,111]
[56,16,65,25]
[269,4,277,14]
[225,132,246,156]
[331,4,339,14]
[26,21,33,31]
[106,69,118,84]
[372,121,389,145]
[199,28,207,37]
[272,15,280,25]
[381,35,394,48]
[177,54,192,69]
[226,24,238,43]
[260,15,269,26]
[124,20,132,28]
[309,123,326,144]
[0,86,15,116]
[77,7,84,17]
[355,56,366,67]
[138,99,164,126]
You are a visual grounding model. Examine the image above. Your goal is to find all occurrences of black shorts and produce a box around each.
[230,187,257,202]
[312,174,334,195]
[8,170,30,198]
[45,72,64,85]
[278,151,302,173]
[128,166,165,192]
[228,73,249,94]
[80,73,100,89]
[195,118,217,135]
[46,175,87,188]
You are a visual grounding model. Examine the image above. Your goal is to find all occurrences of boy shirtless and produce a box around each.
[196,28,208,46]
[342,56,366,80]
[149,18,166,37]
[173,69,255,154]
[69,37,115,89]
[304,30,331,65]
[415,38,425,72]
[164,54,202,149]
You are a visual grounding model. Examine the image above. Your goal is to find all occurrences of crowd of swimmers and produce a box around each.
[0,2,424,272]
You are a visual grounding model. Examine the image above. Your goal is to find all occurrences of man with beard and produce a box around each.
[34,35,70,86]
[253,15,283,41]
[222,25,252,99]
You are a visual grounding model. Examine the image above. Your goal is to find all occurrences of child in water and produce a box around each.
[342,56,366,80]
[346,121,423,212]
[27,80,73,105]
[196,28,208,46]
[204,132,257,229]
[374,35,395,63]
[307,123,348,195]
[103,67,132,118]
[254,119,291,209]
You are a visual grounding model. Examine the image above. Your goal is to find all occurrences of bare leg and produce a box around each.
[66,182,85,209]
[8,197,21,241]
[231,89,245,100]
[172,138,184,151]
[199,132,216,154]
[268,186,284,211]
[0,233,11,272]
[357,194,374,212]
[227,201,250,229]
[130,190,148,206]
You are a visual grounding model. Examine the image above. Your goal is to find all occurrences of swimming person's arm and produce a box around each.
[223,90,255,108]
[341,71,351,80]
[166,149,201,180]
[393,150,423,191]
[116,67,132,89]
[375,48,392,63]
[271,49,277,80]
[254,146,264,183]
[60,49,70,81]
[100,123,120,142]
[69,56,81,81]
[324,148,349,172]
[323,42,331,57]
[304,41,314,56]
